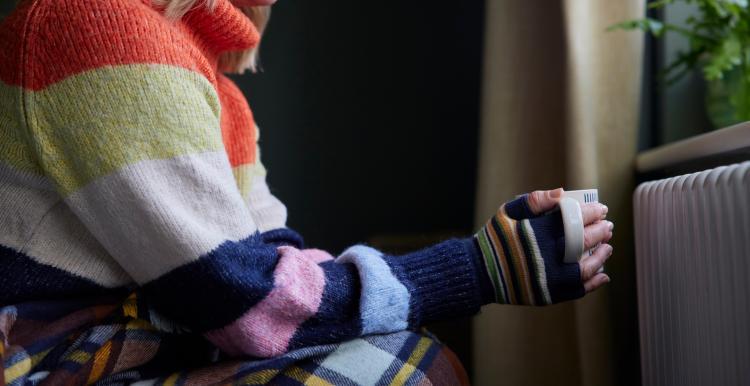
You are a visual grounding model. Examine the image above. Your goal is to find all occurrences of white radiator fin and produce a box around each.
[634,161,750,386]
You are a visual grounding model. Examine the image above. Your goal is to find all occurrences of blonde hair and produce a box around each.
[153,0,270,74]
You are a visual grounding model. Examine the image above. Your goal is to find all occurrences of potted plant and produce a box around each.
[611,0,750,129]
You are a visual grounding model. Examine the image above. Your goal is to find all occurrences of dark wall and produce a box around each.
[232,0,485,252]
[0,3,14,16]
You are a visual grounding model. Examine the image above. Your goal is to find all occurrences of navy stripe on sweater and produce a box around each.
[0,244,126,305]
[140,232,279,332]
[288,260,363,350]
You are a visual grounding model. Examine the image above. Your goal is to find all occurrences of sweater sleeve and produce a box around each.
[23,56,490,358]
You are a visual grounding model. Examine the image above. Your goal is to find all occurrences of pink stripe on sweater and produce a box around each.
[204,246,326,357]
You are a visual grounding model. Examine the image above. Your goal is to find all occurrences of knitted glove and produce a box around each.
[474,195,585,305]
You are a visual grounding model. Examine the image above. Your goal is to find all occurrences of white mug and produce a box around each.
[559,189,599,264]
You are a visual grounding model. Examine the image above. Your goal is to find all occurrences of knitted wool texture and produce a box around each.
[474,196,585,305]
[0,0,583,358]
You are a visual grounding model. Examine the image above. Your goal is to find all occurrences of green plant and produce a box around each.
[610,0,750,124]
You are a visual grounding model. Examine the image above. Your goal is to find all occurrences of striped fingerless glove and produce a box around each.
[474,196,585,305]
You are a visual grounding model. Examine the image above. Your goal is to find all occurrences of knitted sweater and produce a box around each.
[0,0,582,358]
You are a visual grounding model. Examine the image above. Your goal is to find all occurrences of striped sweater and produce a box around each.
[0,0,583,358]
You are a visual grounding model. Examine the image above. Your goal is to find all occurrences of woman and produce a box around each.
[0,0,613,384]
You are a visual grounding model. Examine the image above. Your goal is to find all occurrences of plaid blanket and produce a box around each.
[1,294,469,385]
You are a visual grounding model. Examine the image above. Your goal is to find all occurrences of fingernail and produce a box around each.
[608,221,615,231]
[551,188,562,198]
[602,205,609,215]
[604,276,611,283]
[607,244,614,254]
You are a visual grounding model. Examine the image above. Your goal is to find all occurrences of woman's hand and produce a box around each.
[526,188,613,293]
[474,188,613,306]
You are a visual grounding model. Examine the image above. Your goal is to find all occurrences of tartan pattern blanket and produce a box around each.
[1,294,469,385]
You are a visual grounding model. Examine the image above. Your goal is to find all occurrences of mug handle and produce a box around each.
[559,197,585,264]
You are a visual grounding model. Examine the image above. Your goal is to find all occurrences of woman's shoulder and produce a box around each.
[2,0,214,90]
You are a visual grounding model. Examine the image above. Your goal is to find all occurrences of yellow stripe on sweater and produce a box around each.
[0,81,45,176]
[23,64,223,196]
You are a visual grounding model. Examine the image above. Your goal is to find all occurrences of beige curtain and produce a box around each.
[473,2,644,386]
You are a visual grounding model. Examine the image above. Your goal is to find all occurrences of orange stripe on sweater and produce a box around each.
[218,74,257,167]
[0,0,258,90]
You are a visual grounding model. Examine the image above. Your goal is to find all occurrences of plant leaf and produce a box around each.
[704,36,742,79]
[607,18,665,36]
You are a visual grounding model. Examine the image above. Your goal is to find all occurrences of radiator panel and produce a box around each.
[634,161,750,386]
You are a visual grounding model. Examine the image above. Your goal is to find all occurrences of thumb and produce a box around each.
[526,188,564,215]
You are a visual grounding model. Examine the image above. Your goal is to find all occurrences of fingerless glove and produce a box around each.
[474,196,585,305]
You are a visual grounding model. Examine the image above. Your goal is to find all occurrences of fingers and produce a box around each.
[526,188,564,215]
[584,220,614,250]
[584,273,611,293]
[580,243,613,281]
[581,203,608,225]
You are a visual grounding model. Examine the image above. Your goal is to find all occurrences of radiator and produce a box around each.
[634,160,750,386]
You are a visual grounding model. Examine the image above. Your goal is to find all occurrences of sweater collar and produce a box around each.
[150,0,260,61]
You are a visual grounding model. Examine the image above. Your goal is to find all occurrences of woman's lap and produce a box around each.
[1,294,469,385]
